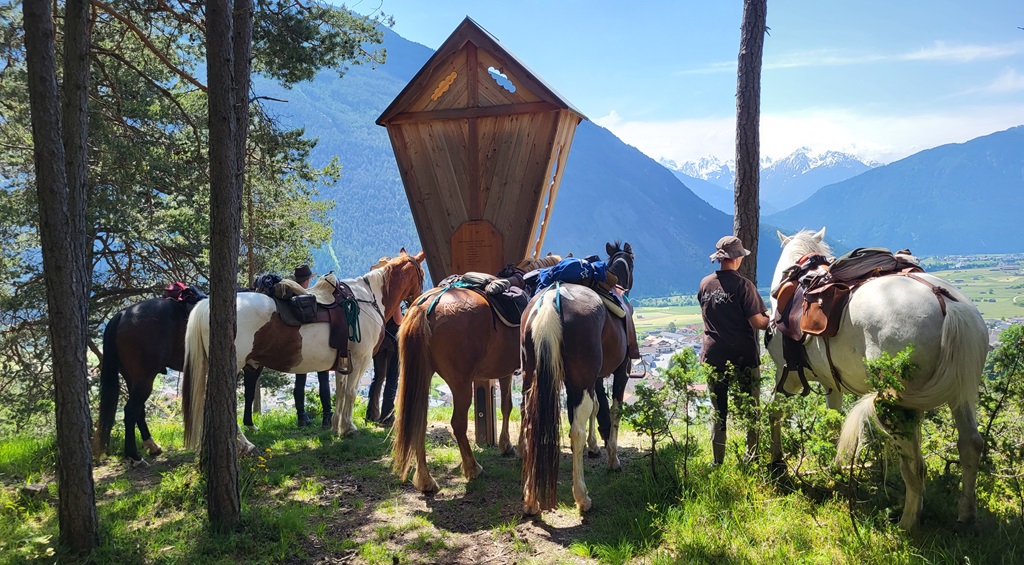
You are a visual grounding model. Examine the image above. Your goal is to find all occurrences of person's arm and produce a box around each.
[748,311,769,330]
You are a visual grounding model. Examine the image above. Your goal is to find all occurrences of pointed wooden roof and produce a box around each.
[377,17,586,126]
[377,17,586,284]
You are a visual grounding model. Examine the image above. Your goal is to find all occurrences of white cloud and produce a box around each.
[985,68,1024,93]
[596,105,1024,165]
[678,40,1024,74]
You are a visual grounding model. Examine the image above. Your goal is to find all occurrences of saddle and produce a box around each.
[268,273,360,375]
[771,247,951,396]
[420,270,530,327]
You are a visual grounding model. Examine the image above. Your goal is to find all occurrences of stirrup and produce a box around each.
[628,357,648,379]
[336,355,353,375]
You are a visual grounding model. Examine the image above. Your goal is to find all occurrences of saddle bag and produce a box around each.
[800,283,852,337]
[290,294,318,323]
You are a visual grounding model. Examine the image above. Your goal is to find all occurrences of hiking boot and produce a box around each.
[322,412,334,429]
[378,415,394,428]
[297,412,313,427]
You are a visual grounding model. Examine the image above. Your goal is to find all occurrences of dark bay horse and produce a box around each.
[183,251,426,452]
[92,295,202,465]
[92,293,313,464]
[521,242,635,515]
[391,254,562,493]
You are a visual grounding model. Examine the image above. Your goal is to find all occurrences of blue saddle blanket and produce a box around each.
[534,258,608,293]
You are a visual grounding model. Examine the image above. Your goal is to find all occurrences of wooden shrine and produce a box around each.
[377,17,585,445]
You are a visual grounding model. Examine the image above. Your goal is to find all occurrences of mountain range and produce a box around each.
[663,149,878,214]
[255,24,1022,297]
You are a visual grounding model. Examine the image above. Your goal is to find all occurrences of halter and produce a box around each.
[608,250,635,293]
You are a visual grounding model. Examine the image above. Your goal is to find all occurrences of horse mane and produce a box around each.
[518,254,562,271]
[784,230,833,261]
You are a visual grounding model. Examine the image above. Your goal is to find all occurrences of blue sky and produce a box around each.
[352,0,1024,165]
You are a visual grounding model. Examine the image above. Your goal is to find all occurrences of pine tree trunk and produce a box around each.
[23,0,98,554]
[204,0,242,533]
[734,0,767,286]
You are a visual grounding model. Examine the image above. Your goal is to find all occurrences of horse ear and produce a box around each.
[777,230,790,245]
[605,242,616,256]
[567,252,573,258]
[399,247,408,256]
[545,251,552,257]
[414,250,425,263]
[624,242,632,254]
[813,227,826,242]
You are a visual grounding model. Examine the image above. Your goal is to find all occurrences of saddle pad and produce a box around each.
[601,294,625,318]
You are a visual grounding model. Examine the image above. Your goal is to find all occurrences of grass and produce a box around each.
[2,399,1024,563]
[634,304,702,331]
[929,265,1024,320]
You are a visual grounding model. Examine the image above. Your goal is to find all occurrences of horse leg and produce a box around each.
[607,366,628,472]
[568,387,595,513]
[122,382,151,465]
[589,380,608,457]
[452,385,483,480]
[892,409,926,530]
[241,365,261,429]
[952,402,984,530]
[497,374,516,457]
[137,402,162,458]
[236,424,258,456]
[825,386,843,411]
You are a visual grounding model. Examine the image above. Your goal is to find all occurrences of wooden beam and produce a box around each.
[388,101,558,125]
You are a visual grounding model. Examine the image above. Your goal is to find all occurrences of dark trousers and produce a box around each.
[708,365,760,464]
[368,338,398,422]
[294,371,331,417]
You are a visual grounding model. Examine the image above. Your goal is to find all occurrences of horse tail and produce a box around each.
[523,290,565,510]
[392,303,432,481]
[900,299,987,411]
[182,299,211,450]
[836,392,878,464]
[93,311,123,454]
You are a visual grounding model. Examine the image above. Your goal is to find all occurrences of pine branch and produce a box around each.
[90,0,208,93]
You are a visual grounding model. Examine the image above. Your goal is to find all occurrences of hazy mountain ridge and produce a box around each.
[767,126,1024,255]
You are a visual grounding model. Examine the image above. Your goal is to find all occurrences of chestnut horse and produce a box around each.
[391,254,562,492]
[182,251,425,452]
[521,242,635,515]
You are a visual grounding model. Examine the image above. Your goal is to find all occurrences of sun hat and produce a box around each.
[709,235,751,262]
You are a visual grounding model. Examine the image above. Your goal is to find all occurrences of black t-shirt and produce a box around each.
[698,269,767,371]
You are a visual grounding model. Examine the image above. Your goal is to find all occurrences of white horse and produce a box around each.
[766,228,987,530]
[182,251,425,452]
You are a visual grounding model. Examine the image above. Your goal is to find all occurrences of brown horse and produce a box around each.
[521,242,635,515]
[391,254,562,492]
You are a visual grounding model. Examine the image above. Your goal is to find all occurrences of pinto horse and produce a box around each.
[391,254,562,492]
[182,250,425,452]
[520,242,635,515]
[765,228,987,530]
[92,296,202,465]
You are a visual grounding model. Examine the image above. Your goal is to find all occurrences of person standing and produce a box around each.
[698,236,769,465]
[292,264,333,428]
[366,258,403,427]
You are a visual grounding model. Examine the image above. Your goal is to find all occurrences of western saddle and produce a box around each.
[771,247,956,396]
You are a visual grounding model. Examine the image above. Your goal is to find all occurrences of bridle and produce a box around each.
[608,250,635,295]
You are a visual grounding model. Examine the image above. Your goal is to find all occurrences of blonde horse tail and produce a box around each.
[901,299,988,411]
[182,299,211,451]
[523,289,565,510]
[836,392,879,465]
[392,303,433,480]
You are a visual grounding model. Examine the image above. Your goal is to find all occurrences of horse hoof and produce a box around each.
[129,457,149,469]
[768,460,788,480]
[609,459,622,472]
[143,439,163,457]
[343,427,359,438]
[465,463,483,480]
[415,477,439,493]
[522,502,540,516]
[577,496,593,513]
[953,520,979,536]
[587,449,602,459]
[500,446,518,458]
[245,424,260,432]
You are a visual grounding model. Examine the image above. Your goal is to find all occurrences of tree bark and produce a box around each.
[23,0,98,554]
[204,0,242,533]
[734,0,767,286]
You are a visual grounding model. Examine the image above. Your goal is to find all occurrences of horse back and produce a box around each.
[429,289,519,379]
[117,297,190,375]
